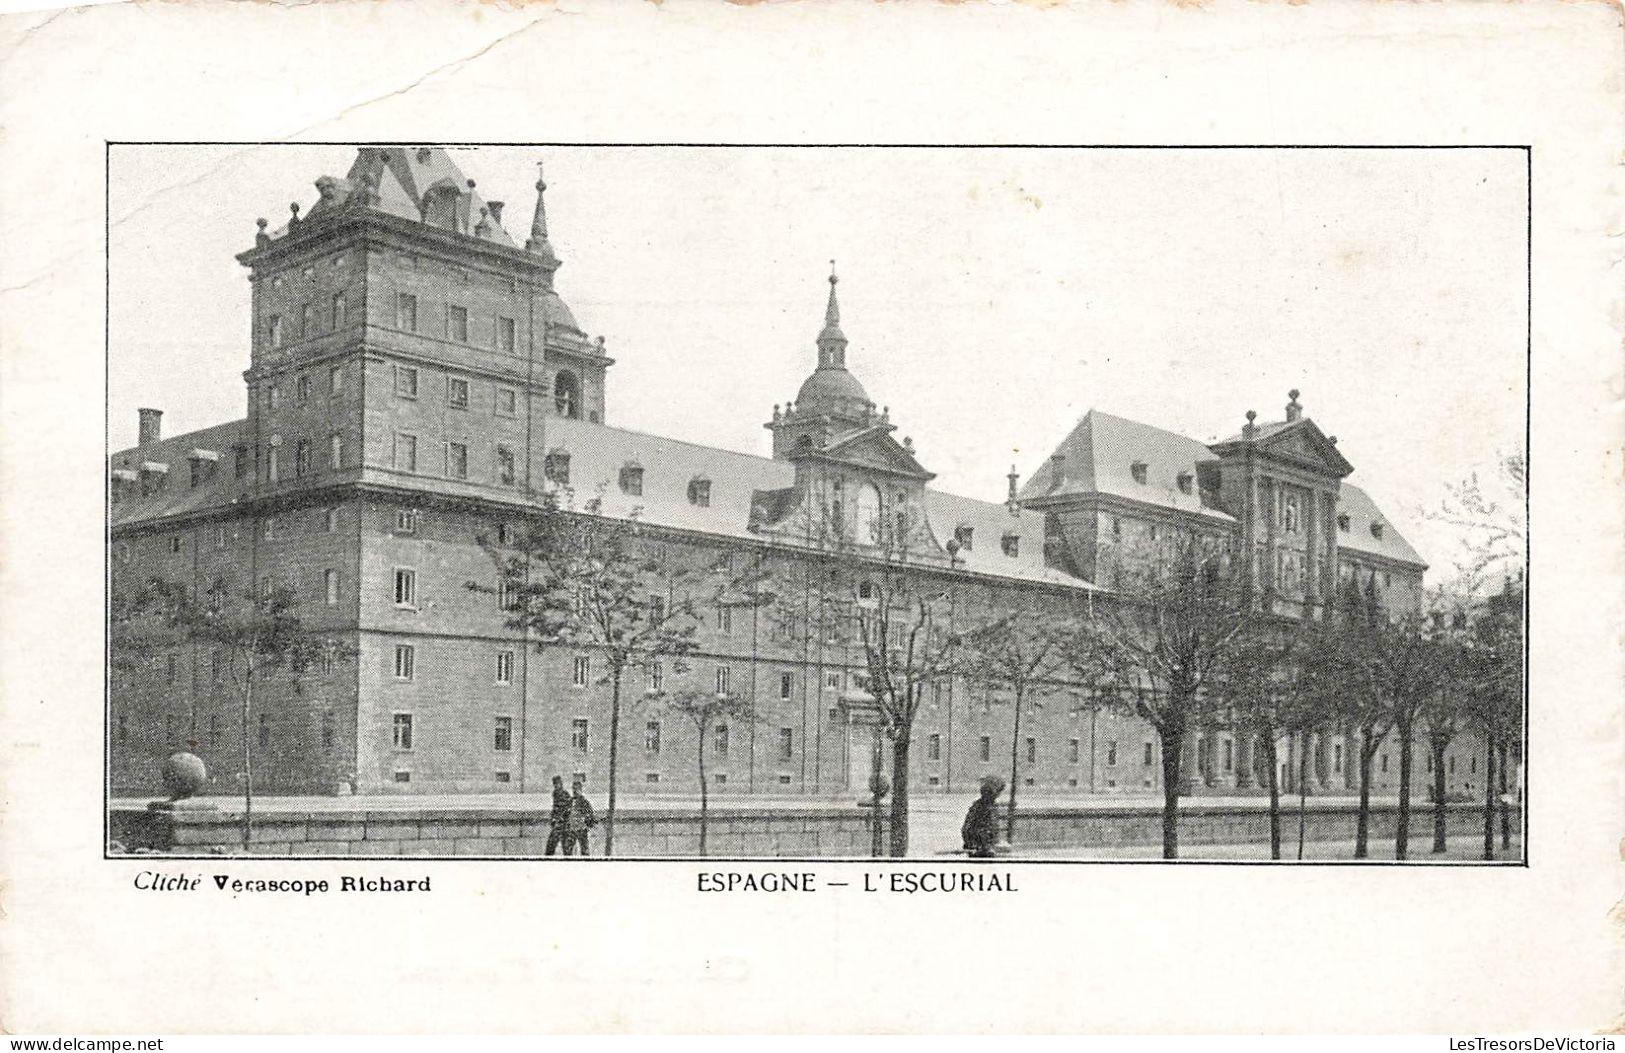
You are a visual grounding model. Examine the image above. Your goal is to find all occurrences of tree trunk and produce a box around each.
[605,670,622,858]
[240,660,255,851]
[697,727,708,857]
[1354,726,1375,859]
[1430,735,1449,854]
[1395,720,1414,861]
[1498,741,1511,850]
[1006,686,1023,845]
[1482,730,1496,861]
[888,731,911,857]
[1159,725,1184,860]
[1262,734,1281,860]
[1296,731,1309,861]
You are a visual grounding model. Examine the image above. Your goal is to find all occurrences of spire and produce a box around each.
[526,160,559,266]
[816,260,847,369]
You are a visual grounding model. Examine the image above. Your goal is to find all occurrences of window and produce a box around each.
[257,714,272,748]
[714,724,730,757]
[332,291,347,330]
[394,365,418,399]
[394,568,416,607]
[1177,472,1194,495]
[208,714,221,746]
[1106,740,1119,766]
[497,316,516,354]
[494,650,514,685]
[1069,738,1080,763]
[296,373,311,403]
[978,736,991,762]
[1449,756,1457,774]
[496,771,512,783]
[320,645,336,676]
[646,659,663,693]
[165,653,178,684]
[295,439,310,477]
[645,772,660,784]
[927,734,941,761]
[211,649,223,682]
[393,644,415,680]
[392,713,414,750]
[1370,522,1385,539]
[324,569,339,605]
[234,445,248,479]
[494,717,513,752]
[393,433,417,472]
[329,364,344,394]
[394,771,412,783]
[299,303,313,339]
[1223,739,1233,772]
[573,656,590,688]
[1334,742,1344,774]
[170,535,183,554]
[649,594,666,623]
[395,508,418,533]
[1337,513,1350,533]
[954,525,974,551]
[779,672,794,701]
[714,773,728,786]
[544,451,570,485]
[396,293,418,332]
[554,370,581,418]
[262,517,277,541]
[321,711,336,750]
[448,305,469,343]
[269,315,283,348]
[445,442,468,480]
[646,721,662,754]
[1131,461,1148,484]
[495,387,517,417]
[266,446,280,483]
[190,458,205,488]
[329,433,343,470]
[266,383,280,410]
[1380,753,1389,774]
[496,446,516,486]
[1026,737,1037,763]
[828,706,841,724]
[715,606,733,634]
[497,524,512,546]
[447,376,469,409]
[1284,493,1301,534]
[715,666,731,695]
[619,464,643,496]
[688,478,711,507]
[497,579,514,611]
[1001,533,1020,558]
[1112,517,1122,540]
[571,719,589,751]
[824,671,841,691]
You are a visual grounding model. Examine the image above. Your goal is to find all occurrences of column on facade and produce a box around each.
[1343,725,1358,791]
[1315,731,1330,789]
[1235,727,1253,790]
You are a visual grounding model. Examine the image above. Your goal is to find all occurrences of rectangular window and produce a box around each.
[824,671,841,691]
[715,724,730,757]
[496,445,516,485]
[329,433,343,470]
[396,293,418,332]
[392,713,413,750]
[395,508,417,533]
[544,452,570,485]
[267,447,280,483]
[211,649,223,683]
[393,644,415,681]
[646,721,662,754]
[495,771,512,783]
[1381,754,1389,774]
[779,672,794,701]
[1107,740,1119,767]
[778,728,794,761]
[1026,737,1037,764]
[927,734,941,761]
[445,442,468,480]
[165,653,178,684]
[496,579,514,612]
[329,364,344,395]
[448,305,468,343]
[447,376,469,409]
[266,383,280,410]
[646,659,663,693]
[394,771,411,784]
[320,646,335,675]
[1144,742,1155,766]
[394,568,416,607]
[394,365,418,398]
[1223,739,1234,773]
[716,606,733,634]
[268,315,283,348]
[234,445,248,479]
[496,650,514,684]
[495,387,517,417]
[190,459,204,488]
[393,433,417,472]
[715,665,731,695]
[257,714,271,748]
[332,291,347,330]
[1335,742,1345,774]
[497,316,516,353]
[296,373,311,403]
[978,736,991,762]
[300,303,313,339]
[324,568,339,605]
[494,717,513,752]
[208,714,220,746]
[648,594,666,624]
[262,517,276,540]
[295,439,310,477]
[571,718,589,751]
[1069,738,1081,763]
[573,655,590,688]
[216,524,227,549]
[321,711,336,750]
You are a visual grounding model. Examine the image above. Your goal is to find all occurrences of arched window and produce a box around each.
[854,482,882,544]
[554,371,581,419]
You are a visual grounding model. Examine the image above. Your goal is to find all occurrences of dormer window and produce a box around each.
[954,525,974,551]
[544,450,571,485]
[619,463,644,496]
[1177,472,1194,495]
[1337,513,1350,533]
[857,581,877,604]
[1131,461,1148,485]
[1370,521,1385,540]
[1001,533,1020,558]
[688,477,711,507]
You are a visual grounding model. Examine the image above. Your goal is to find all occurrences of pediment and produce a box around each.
[1256,420,1353,478]
[817,427,935,480]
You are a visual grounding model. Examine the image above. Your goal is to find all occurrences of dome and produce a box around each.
[539,288,582,336]
[795,366,872,416]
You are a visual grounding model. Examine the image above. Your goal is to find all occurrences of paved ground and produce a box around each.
[1010,836,1524,862]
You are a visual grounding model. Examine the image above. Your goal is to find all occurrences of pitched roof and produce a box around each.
[109,419,250,527]
[1336,482,1425,566]
[1019,410,1233,522]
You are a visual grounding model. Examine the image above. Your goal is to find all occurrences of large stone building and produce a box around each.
[109,147,1483,803]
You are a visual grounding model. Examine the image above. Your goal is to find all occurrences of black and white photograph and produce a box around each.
[106,144,1528,863]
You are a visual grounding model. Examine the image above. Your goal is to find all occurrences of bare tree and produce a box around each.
[1426,451,1526,592]
[658,687,759,856]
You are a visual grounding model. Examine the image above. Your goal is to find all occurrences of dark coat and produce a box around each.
[550,785,572,824]
[962,794,998,855]
[568,792,597,835]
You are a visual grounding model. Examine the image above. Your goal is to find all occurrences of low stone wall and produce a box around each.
[113,803,889,858]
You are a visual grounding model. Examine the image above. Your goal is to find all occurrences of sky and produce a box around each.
[108,144,1527,581]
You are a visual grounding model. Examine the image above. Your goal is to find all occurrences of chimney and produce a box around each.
[487,201,505,225]
[1285,388,1303,422]
[1048,453,1065,492]
[138,408,163,447]
[1006,465,1020,514]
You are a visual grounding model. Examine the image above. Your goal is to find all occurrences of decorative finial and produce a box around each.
[467,179,476,190]
[526,160,557,262]
[1285,389,1303,422]
[1243,409,1257,440]
[1246,409,1257,422]
[288,202,301,229]
[256,217,267,231]
[1289,388,1300,400]
[475,205,492,238]
[829,259,838,286]
[255,217,269,247]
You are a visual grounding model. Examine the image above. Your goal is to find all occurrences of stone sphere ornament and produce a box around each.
[160,752,208,801]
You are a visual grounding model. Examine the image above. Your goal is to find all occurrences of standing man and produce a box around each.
[545,775,571,856]
[564,777,597,856]
[961,776,1004,858]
